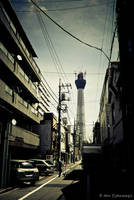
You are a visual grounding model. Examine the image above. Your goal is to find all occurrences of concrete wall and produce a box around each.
[9,125,39,146]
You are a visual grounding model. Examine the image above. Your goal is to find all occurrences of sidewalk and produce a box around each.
[0,187,14,195]
[62,160,81,175]
[57,161,82,200]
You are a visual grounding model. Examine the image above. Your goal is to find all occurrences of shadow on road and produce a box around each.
[61,169,86,200]
[61,169,134,200]
[63,169,83,181]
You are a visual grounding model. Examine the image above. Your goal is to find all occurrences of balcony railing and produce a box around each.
[0,42,40,102]
[9,125,39,147]
[0,80,43,123]
[1,7,41,79]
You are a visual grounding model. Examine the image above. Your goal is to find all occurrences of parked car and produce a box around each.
[29,159,54,176]
[10,160,39,185]
[45,160,54,167]
[45,160,57,171]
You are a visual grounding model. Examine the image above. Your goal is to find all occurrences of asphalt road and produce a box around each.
[0,162,81,200]
[1,161,134,200]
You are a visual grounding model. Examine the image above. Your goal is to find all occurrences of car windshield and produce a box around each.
[20,162,34,168]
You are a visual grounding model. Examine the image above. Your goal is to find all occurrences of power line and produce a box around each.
[30,0,111,62]
[35,10,61,78]
[13,1,114,12]
[42,71,105,75]
[12,0,114,5]
[94,1,109,114]
[35,9,70,85]
[34,10,75,121]
[40,73,59,104]
[33,8,76,120]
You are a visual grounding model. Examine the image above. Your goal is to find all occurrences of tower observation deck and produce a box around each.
[75,72,87,146]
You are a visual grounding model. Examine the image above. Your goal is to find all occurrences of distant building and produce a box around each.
[38,113,58,160]
[93,122,101,144]
[62,119,74,163]
[38,78,50,115]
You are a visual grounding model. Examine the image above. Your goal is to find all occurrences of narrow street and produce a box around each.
[1,160,134,200]
[0,162,81,200]
[1,0,134,199]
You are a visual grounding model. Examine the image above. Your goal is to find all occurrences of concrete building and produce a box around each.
[0,0,50,187]
[108,62,123,144]
[99,61,125,170]
[66,124,74,163]
[62,119,74,164]
[35,113,58,160]
[99,69,109,144]
[38,77,50,115]
[107,61,124,169]
[116,0,134,173]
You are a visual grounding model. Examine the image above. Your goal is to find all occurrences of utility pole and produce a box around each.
[58,79,61,161]
[73,119,76,163]
[57,79,71,161]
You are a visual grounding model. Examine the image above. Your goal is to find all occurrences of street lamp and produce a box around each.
[17,55,22,61]
[11,119,17,126]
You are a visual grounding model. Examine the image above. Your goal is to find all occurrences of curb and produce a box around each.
[0,187,14,195]
[57,194,65,200]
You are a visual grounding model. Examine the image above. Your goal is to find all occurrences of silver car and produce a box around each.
[10,160,39,185]
[30,159,54,176]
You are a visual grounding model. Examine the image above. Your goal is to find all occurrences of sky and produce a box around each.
[11,0,118,142]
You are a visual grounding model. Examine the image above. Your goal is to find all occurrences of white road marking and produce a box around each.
[18,162,81,200]
[18,175,58,200]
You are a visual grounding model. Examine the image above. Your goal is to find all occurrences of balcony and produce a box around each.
[0,79,43,123]
[0,8,41,82]
[9,125,39,148]
[0,43,40,103]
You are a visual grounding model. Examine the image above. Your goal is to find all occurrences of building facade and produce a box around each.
[99,61,125,170]
[0,0,50,187]
[93,122,101,144]
[116,0,134,173]
[99,69,109,144]
[38,77,50,115]
[37,113,58,160]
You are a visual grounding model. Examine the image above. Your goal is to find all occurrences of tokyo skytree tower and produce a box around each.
[75,72,87,145]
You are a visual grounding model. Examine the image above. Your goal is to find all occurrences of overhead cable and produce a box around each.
[35,9,70,84]
[41,73,59,103]
[41,71,105,75]
[30,0,110,62]
[14,0,114,12]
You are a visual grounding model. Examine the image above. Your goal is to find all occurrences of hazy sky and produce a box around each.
[11,0,118,141]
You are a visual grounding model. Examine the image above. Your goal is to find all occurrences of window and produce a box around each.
[0,42,14,64]
[18,96,28,108]
[5,85,13,96]
[112,103,115,124]
[2,8,10,23]
[10,21,16,34]
[20,162,35,169]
